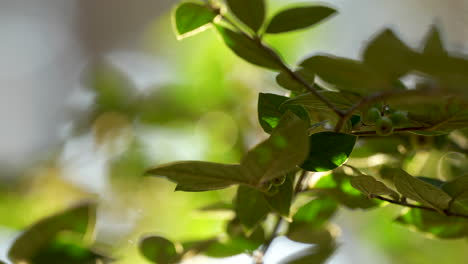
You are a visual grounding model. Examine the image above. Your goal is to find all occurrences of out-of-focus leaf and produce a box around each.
[351,175,399,199]
[276,68,314,92]
[139,235,180,264]
[423,25,446,56]
[392,169,452,212]
[300,55,382,94]
[8,202,96,263]
[300,132,357,172]
[146,162,246,192]
[287,225,334,245]
[442,175,468,214]
[292,197,337,228]
[241,115,309,184]
[363,29,416,80]
[173,2,218,39]
[417,177,446,188]
[226,0,265,32]
[396,209,468,239]
[266,5,336,34]
[235,186,270,229]
[215,25,283,70]
[279,242,336,264]
[264,173,294,216]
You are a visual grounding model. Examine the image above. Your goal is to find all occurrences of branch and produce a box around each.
[373,195,468,219]
[352,126,432,136]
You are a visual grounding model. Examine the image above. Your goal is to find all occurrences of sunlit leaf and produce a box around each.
[264,173,294,216]
[215,25,283,70]
[8,202,96,264]
[139,235,180,264]
[173,2,218,39]
[396,209,468,239]
[235,186,270,229]
[392,169,452,211]
[351,175,399,199]
[266,5,336,34]
[146,162,246,192]
[300,132,357,172]
[290,197,337,231]
[226,0,265,32]
[300,55,382,94]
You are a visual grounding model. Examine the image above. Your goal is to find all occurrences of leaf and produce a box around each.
[146,162,246,192]
[392,169,452,211]
[396,209,468,239]
[226,0,265,32]
[276,68,315,92]
[235,186,271,229]
[282,91,360,112]
[258,93,309,133]
[442,175,468,214]
[363,29,416,80]
[287,225,334,245]
[241,114,309,184]
[266,5,336,34]
[279,242,336,264]
[300,55,382,94]
[422,25,447,56]
[416,177,446,188]
[8,202,96,263]
[173,2,218,39]
[139,235,180,264]
[300,132,357,172]
[263,173,294,216]
[351,175,399,199]
[215,25,283,70]
[291,197,337,229]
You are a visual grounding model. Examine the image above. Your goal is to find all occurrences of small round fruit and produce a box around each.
[389,110,407,126]
[272,175,286,186]
[363,107,381,125]
[376,116,394,136]
[259,181,273,192]
[265,185,280,196]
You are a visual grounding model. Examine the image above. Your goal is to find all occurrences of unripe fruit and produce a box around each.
[272,175,286,186]
[389,110,407,126]
[376,116,394,136]
[363,107,381,125]
[264,185,280,196]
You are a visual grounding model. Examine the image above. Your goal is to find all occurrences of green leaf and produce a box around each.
[282,91,360,112]
[241,114,309,184]
[263,173,294,216]
[363,29,416,80]
[280,242,336,264]
[146,162,246,192]
[226,0,265,32]
[396,209,468,239]
[392,169,452,211]
[292,197,337,229]
[300,132,357,172]
[139,235,180,264]
[417,177,445,188]
[300,55,382,94]
[215,25,283,70]
[287,225,334,245]
[442,175,468,214]
[423,25,447,56]
[265,5,336,34]
[276,68,314,92]
[173,2,218,39]
[351,175,399,199]
[8,202,96,263]
[235,186,270,229]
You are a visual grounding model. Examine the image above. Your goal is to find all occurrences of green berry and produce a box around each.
[389,110,407,126]
[376,116,394,136]
[363,107,381,125]
[272,175,286,186]
[264,185,280,196]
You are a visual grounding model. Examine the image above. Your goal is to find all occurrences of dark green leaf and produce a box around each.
[287,225,334,245]
[226,0,265,32]
[300,55,382,94]
[282,91,360,112]
[291,197,337,229]
[241,114,309,184]
[139,236,179,264]
[396,209,468,239]
[301,132,357,172]
[442,175,468,214]
[146,162,246,192]
[417,177,446,188]
[363,29,416,80]
[266,5,336,34]
[279,242,336,264]
[264,173,294,216]
[8,202,96,263]
[351,175,399,199]
[276,68,314,92]
[392,169,452,211]
[215,25,283,70]
[423,25,447,56]
[235,186,270,229]
[173,2,218,39]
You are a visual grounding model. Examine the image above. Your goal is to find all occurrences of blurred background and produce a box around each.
[0,0,468,263]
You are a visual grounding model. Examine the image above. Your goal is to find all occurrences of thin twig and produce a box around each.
[352,126,432,136]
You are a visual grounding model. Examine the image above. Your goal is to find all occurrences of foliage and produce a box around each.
[4,0,468,263]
